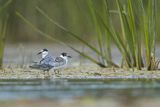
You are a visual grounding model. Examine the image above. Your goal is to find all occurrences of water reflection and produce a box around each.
[0,79,160,100]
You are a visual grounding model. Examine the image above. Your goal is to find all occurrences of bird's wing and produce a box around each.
[53,57,66,67]
[55,57,64,63]
[39,55,54,65]
[39,58,45,64]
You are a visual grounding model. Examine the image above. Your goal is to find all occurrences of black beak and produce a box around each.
[67,56,72,58]
[37,52,42,55]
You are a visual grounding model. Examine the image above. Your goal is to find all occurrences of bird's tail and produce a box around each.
[29,64,41,69]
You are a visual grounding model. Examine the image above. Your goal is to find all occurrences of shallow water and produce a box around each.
[0,79,160,100]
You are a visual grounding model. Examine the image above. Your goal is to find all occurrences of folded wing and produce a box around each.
[30,54,54,71]
[54,57,66,67]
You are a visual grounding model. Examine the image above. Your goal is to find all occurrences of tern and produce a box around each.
[53,52,72,69]
[29,48,54,71]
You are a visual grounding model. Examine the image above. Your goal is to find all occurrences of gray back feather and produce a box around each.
[40,54,55,66]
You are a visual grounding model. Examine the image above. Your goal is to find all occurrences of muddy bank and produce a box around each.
[0,65,160,79]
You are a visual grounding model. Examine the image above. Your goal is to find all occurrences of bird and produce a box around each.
[29,48,54,71]
[29,49,71,74]
[53,52,72,69]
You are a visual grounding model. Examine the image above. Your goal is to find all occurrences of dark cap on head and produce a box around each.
[61,52,67,56]
[37,48,48,55]
[43,48,48,52]
[61,52,72,58]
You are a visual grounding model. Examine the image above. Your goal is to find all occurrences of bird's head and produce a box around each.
[61,52,72,59]
[37,48,48,58]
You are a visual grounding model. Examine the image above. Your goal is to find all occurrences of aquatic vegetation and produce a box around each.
[148,53,160,70]
[16,0,158,70]
[0,0,12,68]
[85,0,157,70]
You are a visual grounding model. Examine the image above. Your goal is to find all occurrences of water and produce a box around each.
[0,79,160,100]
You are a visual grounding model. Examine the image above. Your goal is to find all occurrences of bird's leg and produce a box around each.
[43,70,46,76]
[54,69,60,75]
[43,70,48,77]
[57,69,60,75]
[54,69,57,74]
[47,70,50,76]
[43,70,50,79]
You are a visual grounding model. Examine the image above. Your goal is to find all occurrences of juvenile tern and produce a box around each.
[53,52,71,68]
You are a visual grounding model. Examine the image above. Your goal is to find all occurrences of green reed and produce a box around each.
[89,0,157,70]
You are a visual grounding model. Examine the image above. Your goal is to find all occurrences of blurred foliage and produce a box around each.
[6,0,94,43]
[0,0,12,67]
[1,0,160,43]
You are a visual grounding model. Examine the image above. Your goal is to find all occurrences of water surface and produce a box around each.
[0,79,160,100]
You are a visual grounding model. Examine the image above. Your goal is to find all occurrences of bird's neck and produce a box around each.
[60,55,68,63]
[42,52,48,58]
